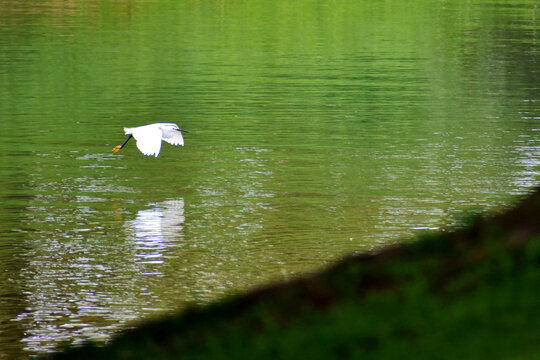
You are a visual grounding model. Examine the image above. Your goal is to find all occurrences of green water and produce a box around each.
[0,0,538,357]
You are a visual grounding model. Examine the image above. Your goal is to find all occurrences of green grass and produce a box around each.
[47,189,540,359]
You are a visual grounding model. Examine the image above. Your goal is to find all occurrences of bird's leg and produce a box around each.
[112,135,133,153]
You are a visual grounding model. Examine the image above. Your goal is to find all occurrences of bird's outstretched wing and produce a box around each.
[132,127,163,157]
[162,130,184,146]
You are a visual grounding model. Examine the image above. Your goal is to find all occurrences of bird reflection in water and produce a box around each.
[127,199,185,267]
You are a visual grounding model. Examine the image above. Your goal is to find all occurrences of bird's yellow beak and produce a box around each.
[112,145,123,153]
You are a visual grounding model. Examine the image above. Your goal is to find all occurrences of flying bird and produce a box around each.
[112,123,188,157]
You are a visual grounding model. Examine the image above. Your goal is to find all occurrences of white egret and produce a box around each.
[112,122,188,157]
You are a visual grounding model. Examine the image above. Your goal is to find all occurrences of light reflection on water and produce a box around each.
[15,197,187,354]
[130,199,185,267]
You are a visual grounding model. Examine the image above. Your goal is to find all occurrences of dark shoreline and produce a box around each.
[47,188,540,359]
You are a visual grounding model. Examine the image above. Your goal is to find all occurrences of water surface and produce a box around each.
[0,0,538,358]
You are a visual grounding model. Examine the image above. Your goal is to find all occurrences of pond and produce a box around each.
[0,0,538,358]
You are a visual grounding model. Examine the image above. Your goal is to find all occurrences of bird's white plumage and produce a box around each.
[123,123,185,157]
[161,126,185,146]
[131,126,163,157]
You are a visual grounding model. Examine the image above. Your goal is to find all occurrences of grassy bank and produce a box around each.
[48,189,540,359]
